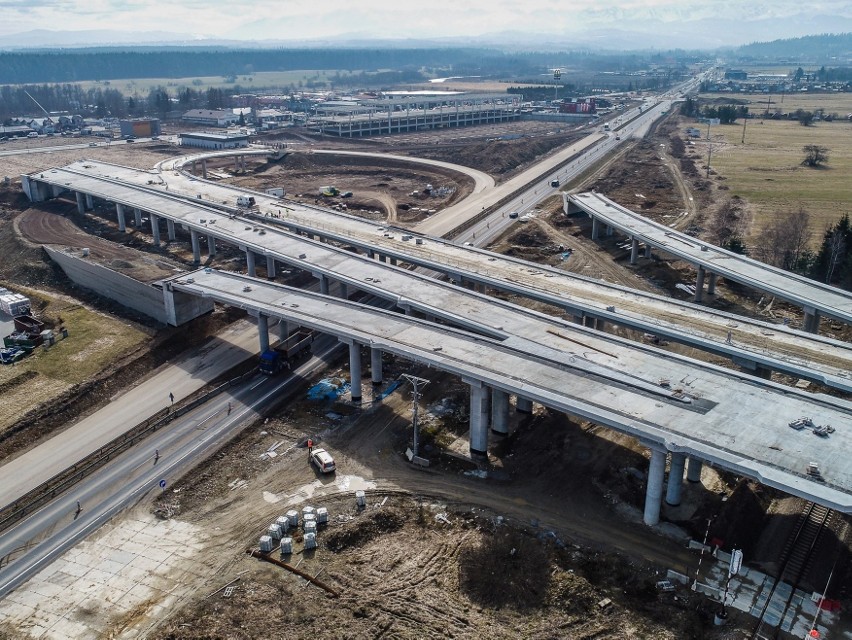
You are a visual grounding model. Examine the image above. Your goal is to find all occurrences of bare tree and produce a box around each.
[825,228,847,284]
[802,145,829,167]
[754,207,812,271]
[707,198,747,248]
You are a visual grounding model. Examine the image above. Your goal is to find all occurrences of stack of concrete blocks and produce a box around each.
[259,535,274,553]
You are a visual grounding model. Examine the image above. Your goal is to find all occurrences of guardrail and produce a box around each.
[0,368,258,535]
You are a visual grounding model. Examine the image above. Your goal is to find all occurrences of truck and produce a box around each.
[236,195,256,208]
[318,185,339,197]
[258,330,314,375]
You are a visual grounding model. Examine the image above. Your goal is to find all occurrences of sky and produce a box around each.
[1,0,851,44]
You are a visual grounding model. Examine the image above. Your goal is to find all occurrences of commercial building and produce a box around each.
[178,131,249,149]
[181,109,240,127]
[119,118,161,138]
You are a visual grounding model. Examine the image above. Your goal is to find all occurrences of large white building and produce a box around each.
[178,131,249,149]
[181,109,240,127]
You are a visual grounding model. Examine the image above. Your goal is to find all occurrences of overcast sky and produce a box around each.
[2,0,851,42]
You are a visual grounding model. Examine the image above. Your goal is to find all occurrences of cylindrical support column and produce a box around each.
[150,213,161,246]
[606,225,614,237]
[339,283,348,299]
[591,217,600,240]
[694,266,706,303]
[85,194,94,210]
[348,341,362,402]
[645,243,652,258]
[277,319,289,340]
[707,272,717,296]
[207,234,216,257]
[370,347,383,385]
[234,156,239,172]
[665,453,687,506]
[491,389,509,435]
[115,203,126,232]
[201,158,208,179]
[644,447,667,526]
[246,250,256,277]
[166,218,176,241]
[192,160,197,174]
[630,238,639,265]
[516,396,533,414]
[75,192,86,214]
[134,208,142,227]
[686,457,703,483]
[257,314,270,353]
[190,229,201,264]
[468,381,489,455]
[803,309,820,334]
[319,275,329,295]
[266,255,276,278]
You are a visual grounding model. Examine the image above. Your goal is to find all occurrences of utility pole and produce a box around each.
[553,68,561,102]
[741,114,747,144]
[706,121,712,178]
[401,374,429,458]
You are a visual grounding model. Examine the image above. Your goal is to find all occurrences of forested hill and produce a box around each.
[734,33,852,61]
[0,47,501,85]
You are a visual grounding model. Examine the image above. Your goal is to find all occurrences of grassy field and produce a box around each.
[0,288,149,431]
[706,91,852,117]
[690,93,852,246]
[78,70,358,94]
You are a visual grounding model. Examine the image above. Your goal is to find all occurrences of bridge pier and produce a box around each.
[591,217,600,240]
[686,457,703,483]
[85,194,94,210]
[606,225,614,237]
[115,203,126,232]
[339,282,348,299]
[630,237,639,265]
[190,229,201,264]
[266,255,276,278]
[707,272,717,296]
[345,340,362,402]
[643,446,667,526]
[491,389,509,435]
[201,158,208,179]
[733,355,773,379]
[645,243,652,259]
[694,266,706,303]
[151,213,161,246]
[370,347,383,385]
[246,250,256,277]
[467,379,489,456]
[166,219,176,241]
[134,208,142,228]
[256,313,270,353]
[319,274,329,295]
[277,319,290,340]
[75,191,86,215]
[206,234,216,257]
[665,453,686,506]
[516,396,533,414]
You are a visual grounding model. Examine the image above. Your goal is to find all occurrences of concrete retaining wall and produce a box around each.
[44,246,213,325]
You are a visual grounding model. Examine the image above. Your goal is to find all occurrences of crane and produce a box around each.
[24,90,55,131]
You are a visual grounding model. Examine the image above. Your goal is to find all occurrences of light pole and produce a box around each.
[401,374,429,458]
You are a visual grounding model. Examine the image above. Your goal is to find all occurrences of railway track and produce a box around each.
[750,502,833,640]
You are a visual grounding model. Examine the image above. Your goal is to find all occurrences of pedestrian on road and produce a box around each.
[76,501,81,514]
[227,402,232,415]
[169,392,174,404]
[154,449,160,463]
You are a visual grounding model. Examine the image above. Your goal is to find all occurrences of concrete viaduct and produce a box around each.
[565,192,852,333]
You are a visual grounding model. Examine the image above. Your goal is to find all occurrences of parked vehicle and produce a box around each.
[310,448,336,473]
[236,195,256,208]
[258,330,313,375]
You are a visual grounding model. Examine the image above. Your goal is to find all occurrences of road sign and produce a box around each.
[729,549,743,576]
[159,479,167,489]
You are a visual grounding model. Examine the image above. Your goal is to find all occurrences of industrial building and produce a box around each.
[181,109,240,127]
[178,131,250,150]
[119,118,161,138]
[310,92,521,137]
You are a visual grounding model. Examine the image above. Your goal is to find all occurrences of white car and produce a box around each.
[310,448,336,474]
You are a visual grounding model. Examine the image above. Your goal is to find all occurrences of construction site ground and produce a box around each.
[0,113,850,638]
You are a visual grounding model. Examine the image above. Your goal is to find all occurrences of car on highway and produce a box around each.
[463,241,474,246]
[309,448,336,474]
[550,179,560,187]
[508,211,520,219]
[88,142,98,147]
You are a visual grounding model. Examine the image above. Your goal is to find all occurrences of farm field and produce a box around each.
[694,92,852,246]
[707,91,852,117]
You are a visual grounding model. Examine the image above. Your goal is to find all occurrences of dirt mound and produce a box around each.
[325,507,407,552]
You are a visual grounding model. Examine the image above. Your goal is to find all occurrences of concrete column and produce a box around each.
[803,309,820,334]
[246,250,256,277]
[665,453,687,506]
[75,191,86,214]
[694,266,706,303]
[206,234,216,257]
[166,219,176,241]
[630,238,639,265]
[687,457,703,483]
[134,208,142,228]
[201,158,208,179]
[319,275,329,295]
[234,156,239,172]
[192,160,197,174]
[266,255,276,278]
[257,314,270,353]
[150,213,161,246]
[468,380,489,455]
[278,319,289,340]
[707,272,717,296]
[115,203,126,232]
[591,217,600,240]
[348,341,362,402]
[368,250,375,260]
[516,396,533,414]
[85,194,94,210]
[339,283,348,299]
[190,229,201,264]
[491,389,509,435]
[606,225,614,237]
[645,243,652,259]
[241,155,247,171]
[370,347,383,385]
[644,447,667,526]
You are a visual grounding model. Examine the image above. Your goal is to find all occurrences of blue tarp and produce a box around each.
[307,378,349,402]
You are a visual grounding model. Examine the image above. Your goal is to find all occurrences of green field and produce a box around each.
[693,93,852,246]
[77,69,358,94]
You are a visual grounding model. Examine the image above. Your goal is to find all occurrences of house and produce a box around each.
[181,109,239,127]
